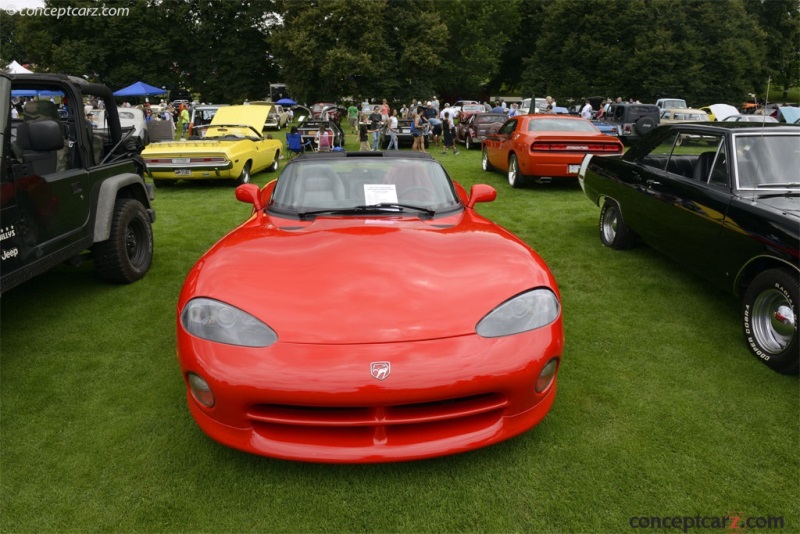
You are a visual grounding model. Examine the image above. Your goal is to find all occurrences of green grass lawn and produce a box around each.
[1,129,798,533]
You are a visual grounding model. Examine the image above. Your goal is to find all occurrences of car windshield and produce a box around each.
[475,115,505,124]
[528,119,598,132]
[462,105,484,112]
[269,158,462,218]
[735,134,800,189]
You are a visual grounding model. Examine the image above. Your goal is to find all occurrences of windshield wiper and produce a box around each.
[297,203,435,220]
[754,191,800,199]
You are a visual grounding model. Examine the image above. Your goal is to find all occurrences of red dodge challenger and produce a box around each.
[482,114,623,187]
[177,151,564,463]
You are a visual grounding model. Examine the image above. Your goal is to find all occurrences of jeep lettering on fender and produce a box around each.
[1,73,155,294]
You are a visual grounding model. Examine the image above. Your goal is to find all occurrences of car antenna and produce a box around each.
[762,76,771,138]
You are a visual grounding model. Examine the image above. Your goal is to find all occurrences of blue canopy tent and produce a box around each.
[276,98,296,106]
[113,81,167,97]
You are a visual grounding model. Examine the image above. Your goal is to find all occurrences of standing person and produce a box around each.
[359,121,370,151]
[179,104,190,138]
[400,103,409,119]
[347,102,359,134]
[580,100,593,120]
[507,103,520,117]
[428,115,442,148]
[386,109,399,151]
[596,101,606,120]
[380,99,390,122]
[412,110,425,152]
[545,96,556,113]
[368,105,382,151]
[441,111,459,155]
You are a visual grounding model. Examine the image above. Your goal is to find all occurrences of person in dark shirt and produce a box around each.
[368,106,382,151]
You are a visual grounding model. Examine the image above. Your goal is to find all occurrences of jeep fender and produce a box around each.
[93,173,155,242]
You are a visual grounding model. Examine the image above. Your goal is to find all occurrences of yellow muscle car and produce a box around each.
[142,105,283,187]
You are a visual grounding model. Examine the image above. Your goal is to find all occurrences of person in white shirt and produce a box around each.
[580,101,593,120]
[386,109,399,151]
[439,103,451,120]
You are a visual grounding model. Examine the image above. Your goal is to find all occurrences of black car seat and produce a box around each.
[692,152,718,182]
[14,100,67,175]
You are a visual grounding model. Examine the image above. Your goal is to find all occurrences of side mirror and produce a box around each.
[235,183,262,211]
[467,184,496,208]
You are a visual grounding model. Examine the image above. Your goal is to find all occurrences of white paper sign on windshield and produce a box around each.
[363,184,398,205]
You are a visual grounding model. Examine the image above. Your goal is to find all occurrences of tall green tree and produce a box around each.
[520,0,765,106]
[745,0,800,100]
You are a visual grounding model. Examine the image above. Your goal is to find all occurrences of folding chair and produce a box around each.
[286,132,308,159]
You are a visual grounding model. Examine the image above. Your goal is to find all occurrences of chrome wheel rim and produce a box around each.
[752,289,796,354]
[602,207,618,243]
[482,150,488,170]
[508,158,517,186]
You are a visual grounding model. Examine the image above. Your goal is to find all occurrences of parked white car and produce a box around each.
[88,107,149,145]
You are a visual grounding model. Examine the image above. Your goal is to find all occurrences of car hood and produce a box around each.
[181,214,559,344]
[753,194,800,219]
[211,104,270,132]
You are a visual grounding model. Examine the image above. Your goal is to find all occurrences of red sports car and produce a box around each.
[482,114,624,187]
[176,152,564,463]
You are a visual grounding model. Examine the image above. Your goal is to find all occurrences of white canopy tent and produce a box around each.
[6,61,33,74]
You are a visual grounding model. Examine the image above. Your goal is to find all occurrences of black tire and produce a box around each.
[599,199,636,249]
[94,198,153,283]
[268,153,279,172]
[482,147,493,171]
[236,161,252,185]
[465,136,473,150]
[742,269,799,374]
[634,116,656,136]
[507,154,526,188]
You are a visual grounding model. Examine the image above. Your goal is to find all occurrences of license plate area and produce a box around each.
[175,169,192,176]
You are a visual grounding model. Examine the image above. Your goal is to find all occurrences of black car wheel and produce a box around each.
[465,136,473,150]
[482,147,492,171]
[599,199,636,249]
[742,269,799,374]
[508,154,526,188]
[236,161,252,185]
[94,198,153,283]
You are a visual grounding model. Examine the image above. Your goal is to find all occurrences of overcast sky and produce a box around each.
[0,0,46,11]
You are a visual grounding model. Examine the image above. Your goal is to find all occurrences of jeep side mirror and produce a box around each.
[467,184,496,208]
[235,183,262,211]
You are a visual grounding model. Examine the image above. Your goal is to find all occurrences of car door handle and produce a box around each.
[71,182,83,195]
[646,179,661,187]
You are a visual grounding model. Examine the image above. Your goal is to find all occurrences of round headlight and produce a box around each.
[187,372,215,407]
[535,358,559,393]
[476,288,560,338]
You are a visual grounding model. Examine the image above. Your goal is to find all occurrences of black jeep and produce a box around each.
[1,73,155,294]
[603,103,661,143]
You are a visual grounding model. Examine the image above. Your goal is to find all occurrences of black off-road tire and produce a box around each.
[742,269,799,374]
[634,116,656,137]
[599,199,636,249]
[94,198,154,283]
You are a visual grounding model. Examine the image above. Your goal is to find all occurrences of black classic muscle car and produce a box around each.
[578,123,800,374]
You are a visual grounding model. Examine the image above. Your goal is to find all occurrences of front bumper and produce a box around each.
[178,326,563,463]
